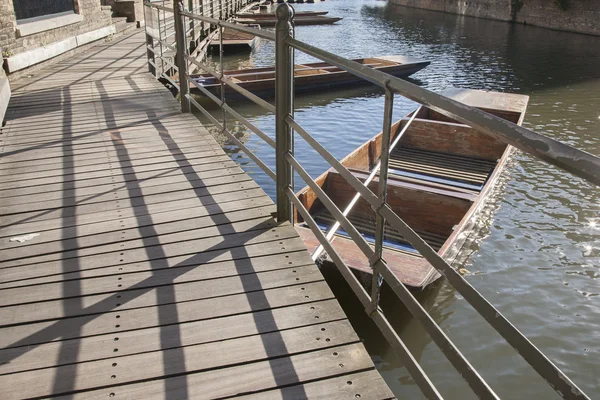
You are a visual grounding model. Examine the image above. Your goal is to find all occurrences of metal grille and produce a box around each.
[14,0,75,21]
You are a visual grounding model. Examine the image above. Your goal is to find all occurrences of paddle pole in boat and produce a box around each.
[311,105,423,261]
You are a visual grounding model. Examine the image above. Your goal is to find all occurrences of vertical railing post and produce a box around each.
[143,3,156,76]
[146,33,156,76]
[157,8,164,76]
[368,88,394,315]
[275,4,295,223]
[187,0,195,51]
[173,0,190,112]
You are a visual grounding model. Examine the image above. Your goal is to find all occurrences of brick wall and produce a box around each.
[389,0,600,36]
[0,0,112,57]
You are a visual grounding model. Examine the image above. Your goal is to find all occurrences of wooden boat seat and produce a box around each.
[311,210,446,253]
[294,69,330,76]
[388,147,496,193]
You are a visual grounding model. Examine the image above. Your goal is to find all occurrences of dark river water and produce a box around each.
[194,0,600,397]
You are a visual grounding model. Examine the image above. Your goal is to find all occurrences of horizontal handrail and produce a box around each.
[285,37,600,186]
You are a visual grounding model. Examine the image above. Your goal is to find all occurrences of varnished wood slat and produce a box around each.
[0,139,219,170]
[0,300,345,374]
[0,264,321,325]
[0,186,263,237]
[0,169,251,216]
[0,210,277,266]
[60,345,379,400]
[0,161,242,200]
[0,197,272,251]
[0,241,310,288]
[238,370,396,400]
[0,182,261,227]
[0,281,335,348]
[0,168,249,206]
[0,320,358,400]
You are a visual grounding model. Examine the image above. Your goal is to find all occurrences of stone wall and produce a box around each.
[0,0,114,73]
[515,0,600,36]
[389,0,600,36]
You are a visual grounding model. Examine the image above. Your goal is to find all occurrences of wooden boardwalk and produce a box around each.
[0,30,394,399]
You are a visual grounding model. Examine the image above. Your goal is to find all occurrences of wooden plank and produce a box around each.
[0,250,312,301]
[0,210,278,267]
[2,115,199,134]
[0,160,242,200]
[0,149,229,184]
[0,155,236,190]
[238,370,395,400]
[59,345,377,400]
[0,196,272,250]
[0,263,321,325]
[0,168,250,205]
[0,181,260,227]
[0,281,334,348]
[0,185,263,238]
[0,299,345,374]
[0,241,310,288]
[2,321,360,400]
[0,138,219,169]
[0,225,300,273]
[0,169,251,215]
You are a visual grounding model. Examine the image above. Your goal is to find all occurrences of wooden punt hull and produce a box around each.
[235,16,342,26]
[190,56,430,100]
[295,88,529,289]
[236,11,329,18]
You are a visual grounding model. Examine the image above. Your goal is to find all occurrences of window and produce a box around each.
[14,0,75,21]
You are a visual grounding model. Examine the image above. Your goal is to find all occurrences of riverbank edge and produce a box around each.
[388,0,600,36]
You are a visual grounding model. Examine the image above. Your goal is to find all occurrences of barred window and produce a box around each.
[13,0,75,21]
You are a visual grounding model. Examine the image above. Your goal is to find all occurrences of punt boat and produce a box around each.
[190,56,430,100]
[236,11,329,18]
[294,88,529,289]
[234,16,342,26]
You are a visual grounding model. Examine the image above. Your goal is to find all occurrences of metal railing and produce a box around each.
[144,2,600,398]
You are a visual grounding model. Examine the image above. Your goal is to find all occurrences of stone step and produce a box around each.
[114,21,138,34]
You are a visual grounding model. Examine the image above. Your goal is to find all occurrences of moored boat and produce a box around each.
[190,55,430,100]
[235,16,342,26]
[236,10,329,18]
[294,88,529,289]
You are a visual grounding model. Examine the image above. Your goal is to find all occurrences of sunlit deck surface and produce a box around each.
[0,31,394,399]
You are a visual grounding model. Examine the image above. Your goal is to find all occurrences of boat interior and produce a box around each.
[295,96,526,287]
